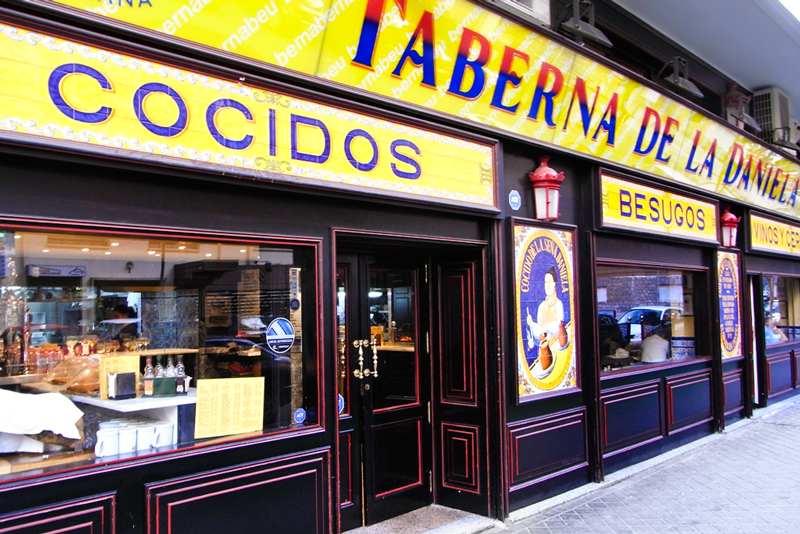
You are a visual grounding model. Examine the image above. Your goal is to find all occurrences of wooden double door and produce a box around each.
[337,245,490,531]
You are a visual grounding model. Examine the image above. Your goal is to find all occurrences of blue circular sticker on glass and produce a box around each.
[290,298,300,311]
[266,317,295,354]
[509,190,522,211]
[293,408,306,424]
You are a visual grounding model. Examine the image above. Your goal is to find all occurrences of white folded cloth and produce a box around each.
[0,432,45,453]
[0,388,83,440]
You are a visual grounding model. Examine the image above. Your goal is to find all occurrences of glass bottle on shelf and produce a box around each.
[155,356,165,378]
[143,356,154,397]
[143,356,154,377]
[175,354,186,394]
[165,356,176,377]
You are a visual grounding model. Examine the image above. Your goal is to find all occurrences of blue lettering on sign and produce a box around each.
[47,63,426,180]
[206,99,254,150]
[48,64,113,124]
[133,82,188,137]
[107,0,153,5]
[620,189,632,217]
[344,129,379,172]
[617,188,708,230]
[634,193,646,220]
[291,115,331,164]
[390,139,422,180]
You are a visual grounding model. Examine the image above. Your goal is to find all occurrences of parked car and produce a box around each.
[617,306,682,343]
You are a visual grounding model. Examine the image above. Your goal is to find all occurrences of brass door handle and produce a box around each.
[353,339,371,379]
[352,339,379,379]
[370,338,378,378]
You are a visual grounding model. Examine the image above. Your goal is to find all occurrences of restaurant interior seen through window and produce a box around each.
[0,229,317,476]
[763,275,800,345]
[597,264,703,371]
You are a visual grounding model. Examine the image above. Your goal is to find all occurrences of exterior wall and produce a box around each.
[0,0,798,530]
[0,149,491,533]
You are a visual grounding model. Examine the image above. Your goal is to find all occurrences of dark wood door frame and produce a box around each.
[334,235,493,530]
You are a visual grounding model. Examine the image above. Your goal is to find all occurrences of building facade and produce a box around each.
[0,0,798,532]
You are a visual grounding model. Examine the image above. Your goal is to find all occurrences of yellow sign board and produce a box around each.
[601,175,719,242]
[39,0,800,221]
[0,21,496,210]
[194,377,265,439]
[750,214,800,256]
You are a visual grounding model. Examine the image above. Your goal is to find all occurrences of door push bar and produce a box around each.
[352,338,379,379]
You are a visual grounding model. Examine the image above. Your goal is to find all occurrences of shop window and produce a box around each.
[597,265,700,372]
[762,276,800,345]
[0,229,317,477]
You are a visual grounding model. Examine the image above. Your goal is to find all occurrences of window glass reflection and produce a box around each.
[763,276,799,345]
[0,229,316,476]
[597,265,696,371]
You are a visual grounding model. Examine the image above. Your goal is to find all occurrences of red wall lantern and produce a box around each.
[720,207,740,248]
[529,156,565,221]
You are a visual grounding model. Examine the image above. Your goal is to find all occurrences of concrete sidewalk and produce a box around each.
[349,397,800,534]
[495,397,800,533]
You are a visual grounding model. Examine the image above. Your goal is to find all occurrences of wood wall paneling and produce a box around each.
[371,420,422,498]
[666,370,713,434]
[0,493,115,534]
[339,430,354,508]
[601,381,662,456]
[722,369,744,416]
[440,423,481,494]
[146,451,329,534]
[766,351,794,398]
[508,410,588,488]
[441,267,477,405]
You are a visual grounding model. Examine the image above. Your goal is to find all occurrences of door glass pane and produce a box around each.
[336,266,348,415]
[368,268,418,410]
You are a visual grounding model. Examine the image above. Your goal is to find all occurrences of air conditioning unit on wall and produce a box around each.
[752,86,795,146]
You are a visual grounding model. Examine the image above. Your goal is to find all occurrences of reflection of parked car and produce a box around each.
[618,306,682,343]
[236,315,269,342]
[204,338,292,428]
